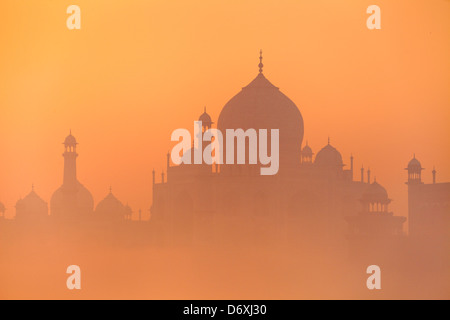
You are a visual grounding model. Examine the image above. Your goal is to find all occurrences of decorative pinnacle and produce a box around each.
[258,50,264,74]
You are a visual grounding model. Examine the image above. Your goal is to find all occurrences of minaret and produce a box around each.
[350,154,354,180]
[432,166,436,184]
[405,155,424,236]
[258,49,264,74]
[166,152,170,181]
[166,152,170,171]
[63,130,78,189]
[360,166,364,183]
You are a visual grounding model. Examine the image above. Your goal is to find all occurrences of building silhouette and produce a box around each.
[406,155,450,239]
[0,201,5,219]
[95,187,132,222]
[15,185,48,221]
[50,131,94,220]
[151,53,407,246]
[346,180,406,237]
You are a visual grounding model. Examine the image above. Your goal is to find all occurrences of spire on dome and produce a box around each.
[258,49,264,74]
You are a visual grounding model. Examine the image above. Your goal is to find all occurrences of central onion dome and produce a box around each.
[217,51,304,173]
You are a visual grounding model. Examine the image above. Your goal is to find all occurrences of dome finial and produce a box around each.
[258,49,264,74]
[109,186,112,194]
[328,136,330,145]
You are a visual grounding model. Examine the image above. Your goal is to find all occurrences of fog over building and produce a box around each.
[1,54,447,253]
[151,53,408,246]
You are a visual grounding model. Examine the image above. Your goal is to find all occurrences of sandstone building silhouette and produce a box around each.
[150,53,407,246]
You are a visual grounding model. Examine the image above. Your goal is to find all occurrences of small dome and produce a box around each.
[302,144,313,156]
[64,132,77,146]
[50,182,94,218]
[198,108,213,126]
[314,143,343,167]
[95,189,126,221]
[362,180,389,202]
[15,187,48,220]
[408,156,421,168]
[0,202,5,213]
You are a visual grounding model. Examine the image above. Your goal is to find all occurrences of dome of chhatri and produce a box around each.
[362,180,389,202]
[302,143,313,156]
[314,141,343,167]
[408,155,422,169]
[217,52,304,170]
[198,107,213,126]
[64,131,77,146]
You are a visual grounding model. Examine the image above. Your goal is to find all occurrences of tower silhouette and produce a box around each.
[63,131,78,189]
[406,154,423,185]
[51,131,94,220]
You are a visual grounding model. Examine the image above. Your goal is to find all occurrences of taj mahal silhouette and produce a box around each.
[0,53,448,251]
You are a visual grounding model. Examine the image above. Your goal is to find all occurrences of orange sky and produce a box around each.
[0,0,449,222]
